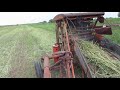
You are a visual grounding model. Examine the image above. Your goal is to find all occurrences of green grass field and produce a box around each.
[0,23,55,78]
[104,18,120,44]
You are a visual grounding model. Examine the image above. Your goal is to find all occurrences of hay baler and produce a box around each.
[35,12,120,78]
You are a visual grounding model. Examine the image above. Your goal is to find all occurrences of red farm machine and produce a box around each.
[34,12,120,78]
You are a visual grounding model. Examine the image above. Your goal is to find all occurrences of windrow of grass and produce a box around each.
[78,40,120,78]
[0,24,55,78]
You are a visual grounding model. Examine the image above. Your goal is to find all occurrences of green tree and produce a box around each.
[43,21,47,23]
[49,19,54,23]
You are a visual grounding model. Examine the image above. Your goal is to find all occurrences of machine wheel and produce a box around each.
[34,61,43,78]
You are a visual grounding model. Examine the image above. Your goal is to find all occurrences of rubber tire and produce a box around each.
[35,61,43,78]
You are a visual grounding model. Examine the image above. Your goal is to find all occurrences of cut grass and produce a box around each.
[78,40,120,78]
[0,24,55,78]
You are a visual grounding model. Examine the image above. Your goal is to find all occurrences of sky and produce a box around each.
[0,12,118,26]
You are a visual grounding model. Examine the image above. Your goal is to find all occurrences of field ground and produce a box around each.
[0,23,55,78]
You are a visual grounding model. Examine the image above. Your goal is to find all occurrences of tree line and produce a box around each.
[39,19,54,23]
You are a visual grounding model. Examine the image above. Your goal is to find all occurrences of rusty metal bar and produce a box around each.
[66,60,71,78]
[54,12,104,21]
[64,21,76,78]
[64,21,71,51]
[43,56,51,78]
[74,41,94,78]
[70,60,75,78]
[59,63,63,78]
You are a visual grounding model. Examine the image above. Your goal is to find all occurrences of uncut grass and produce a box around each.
[105,26,120,44]
[96,18,120,44]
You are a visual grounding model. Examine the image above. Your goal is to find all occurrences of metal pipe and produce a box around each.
[66,60,71,78]
[71,60,75,78]
[44,56,51,78]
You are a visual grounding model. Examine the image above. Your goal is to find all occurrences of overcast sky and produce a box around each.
[0,12,118,26]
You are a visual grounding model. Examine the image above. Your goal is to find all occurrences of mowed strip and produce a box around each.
[0,24,55,78]
[0,26,21,77]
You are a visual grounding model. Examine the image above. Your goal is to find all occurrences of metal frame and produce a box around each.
[40,12,115,78]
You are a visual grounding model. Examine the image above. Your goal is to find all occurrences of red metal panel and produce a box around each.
[53,44,59,63]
